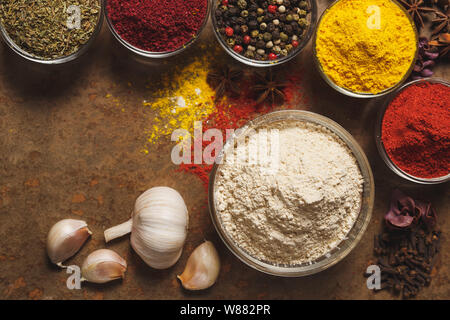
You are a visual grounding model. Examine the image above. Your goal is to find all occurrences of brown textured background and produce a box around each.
[0,0,448,300]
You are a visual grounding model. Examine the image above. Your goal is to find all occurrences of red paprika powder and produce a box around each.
[381,82,450,179]
[107,0,208,52]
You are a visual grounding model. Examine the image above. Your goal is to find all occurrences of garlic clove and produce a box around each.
[47,219,92,267]
[177,241,220,291]
[81,249,127,284]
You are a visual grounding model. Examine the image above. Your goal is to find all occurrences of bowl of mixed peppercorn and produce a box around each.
[213,0,317,66]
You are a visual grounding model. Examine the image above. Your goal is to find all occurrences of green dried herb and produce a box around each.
[0,0,100,60]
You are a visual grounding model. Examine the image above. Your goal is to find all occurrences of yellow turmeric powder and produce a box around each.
[143,53,216,148]
[315,0,417,94]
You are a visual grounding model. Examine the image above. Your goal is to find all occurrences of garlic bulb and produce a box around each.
[47,219,92,267]
[178,241,220,291]
[81,249,127,284]
[104,187,189,269]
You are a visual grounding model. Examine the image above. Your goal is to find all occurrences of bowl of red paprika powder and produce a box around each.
[376,78,450,184]
[104,0,211,59]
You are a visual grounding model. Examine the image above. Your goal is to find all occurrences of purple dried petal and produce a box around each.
[385,190,438,231]
[396,190,415,212]
[420,69,434,77]
[414,64,424,72]
[385,210,415,228]
[416,200,437,230]
[414,200,425,216]
[422,60,435,68]
[386,210,415,228]
[385,189,416,229]
[412,76,423,80]
[424,51,439,60]
[419,37,428,47]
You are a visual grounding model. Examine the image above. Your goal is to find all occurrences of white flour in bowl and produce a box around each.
[214,120,364,265]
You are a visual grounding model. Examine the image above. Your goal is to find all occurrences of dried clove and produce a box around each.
[367,191,442,299]
[368,212,441,298]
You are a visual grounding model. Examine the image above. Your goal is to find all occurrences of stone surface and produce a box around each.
[0,1,448,300]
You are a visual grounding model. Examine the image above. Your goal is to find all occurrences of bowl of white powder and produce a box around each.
[209,110,374,277]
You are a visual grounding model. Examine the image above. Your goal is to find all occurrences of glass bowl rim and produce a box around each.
[208,109,375,277]
[103,0,211,59]
[0,0,104,65]
[375,77,450,184]
[312,0,419,98]
[211,0,318,67]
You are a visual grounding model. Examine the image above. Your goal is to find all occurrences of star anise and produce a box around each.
[412,37,439,78]
[429,32,450,57]
[252,70,287,106]
[399,0,438,28]
[207,65,243,101]
[431,7,450,34]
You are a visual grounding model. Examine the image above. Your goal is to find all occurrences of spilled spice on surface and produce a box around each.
[142,54,216,151]
[178,72,307,191]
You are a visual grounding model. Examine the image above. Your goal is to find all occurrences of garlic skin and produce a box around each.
[81,249,127,284]
[104,187,189,269]
[178,241,220,291]
[47,219,92,267]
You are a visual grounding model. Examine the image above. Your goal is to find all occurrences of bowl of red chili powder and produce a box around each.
[376,78,450,184]
[104,0,210,58]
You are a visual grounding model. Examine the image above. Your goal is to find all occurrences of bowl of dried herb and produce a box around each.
[0,0,103,64]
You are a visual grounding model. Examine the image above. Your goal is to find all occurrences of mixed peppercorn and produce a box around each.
[214,0,311,61]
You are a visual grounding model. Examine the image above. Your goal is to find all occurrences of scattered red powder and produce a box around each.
[178,99,272,191]
[381,82,450,179]
[284,74,306,105]
[107,0,208,52]
[178,75,307,191]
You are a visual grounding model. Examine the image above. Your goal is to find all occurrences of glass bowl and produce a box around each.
[103,0,211,60]
[208,110,375,277]
[375,78,450,185]
[312,0,418,98]
[211,0,318,67]
[0,1,104,65]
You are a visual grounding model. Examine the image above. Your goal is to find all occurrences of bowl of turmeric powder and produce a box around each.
[313,0,418,98]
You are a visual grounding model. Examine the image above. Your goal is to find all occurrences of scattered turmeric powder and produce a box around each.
[142,54,216,149]
[315,0,417,94]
